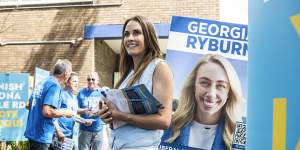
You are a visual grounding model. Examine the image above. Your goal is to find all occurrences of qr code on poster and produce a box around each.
[232,121,246,149]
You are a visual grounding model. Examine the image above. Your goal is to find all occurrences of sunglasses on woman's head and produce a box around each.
[87,78,95,82]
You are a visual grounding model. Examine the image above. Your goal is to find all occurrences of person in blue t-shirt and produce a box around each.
[77,72,106,150]
[24,59,74,150]
[52,72,92,150]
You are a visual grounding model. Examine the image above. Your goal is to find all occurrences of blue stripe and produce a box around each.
[170,16,248,41]
[84,23,170,40]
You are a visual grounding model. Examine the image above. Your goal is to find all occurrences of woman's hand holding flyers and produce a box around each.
[98,100,114,124]
[105,100,119,118]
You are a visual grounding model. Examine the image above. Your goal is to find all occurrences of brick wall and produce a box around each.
[0,0,219,89]
[94,40,118,88]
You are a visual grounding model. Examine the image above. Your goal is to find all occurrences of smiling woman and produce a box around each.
[123,21,146,57]
[99,15,173,150]
[162,54,245,150]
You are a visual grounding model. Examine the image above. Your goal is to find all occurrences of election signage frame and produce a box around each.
[162,16,248,149]
[0,73,29,141]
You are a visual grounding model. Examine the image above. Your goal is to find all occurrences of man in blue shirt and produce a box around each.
[77,72,106,150]
[52,72,89,150]
[55,72,79,140]
[25,59,74,150]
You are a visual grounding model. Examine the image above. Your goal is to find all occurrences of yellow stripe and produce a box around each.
[272,98,286,150]
[296,140,300,150]
[290,13,300,36]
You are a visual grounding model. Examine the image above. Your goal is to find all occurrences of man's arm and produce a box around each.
[42,105,73,118]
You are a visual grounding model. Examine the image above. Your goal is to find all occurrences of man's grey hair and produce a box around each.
[53,59,72,76]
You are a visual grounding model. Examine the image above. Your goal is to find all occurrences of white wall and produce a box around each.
[220,0,248,24]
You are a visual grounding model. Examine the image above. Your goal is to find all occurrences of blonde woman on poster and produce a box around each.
[162,54,245,150]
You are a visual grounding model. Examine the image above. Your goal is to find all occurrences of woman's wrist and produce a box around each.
[112,109,123,120]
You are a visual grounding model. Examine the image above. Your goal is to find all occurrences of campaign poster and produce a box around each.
[0,73,29,141]
[163,16,248,149]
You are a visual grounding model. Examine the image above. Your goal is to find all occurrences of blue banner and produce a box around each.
[249,0,300,149]
[170,16,248,41]
[0,73,29,141]
[34,67,50,87]
[31,67,49,110]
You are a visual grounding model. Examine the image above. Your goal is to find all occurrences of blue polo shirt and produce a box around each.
[57,89,78,137]
[24,76,61,144]
[77,87,105,132]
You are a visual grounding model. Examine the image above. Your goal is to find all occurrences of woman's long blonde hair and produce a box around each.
[167,54,244,149]
[115,15,162,88]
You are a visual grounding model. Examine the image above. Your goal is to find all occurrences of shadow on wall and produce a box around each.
[23,7,98,73]
[95,40,118,88]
